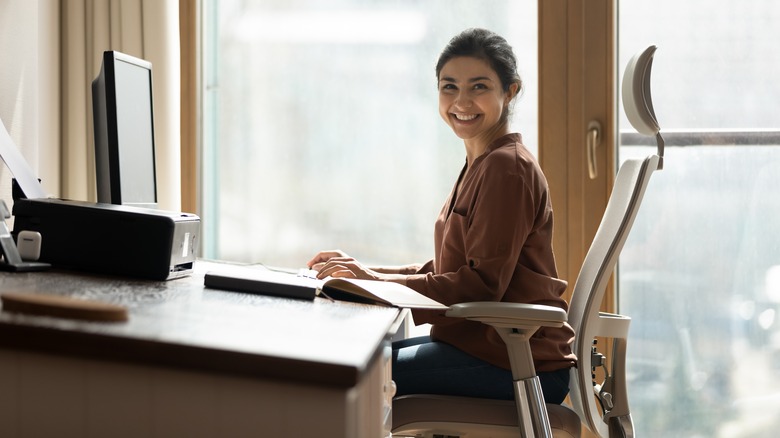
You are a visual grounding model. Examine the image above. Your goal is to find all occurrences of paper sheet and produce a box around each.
[0,116,47,199]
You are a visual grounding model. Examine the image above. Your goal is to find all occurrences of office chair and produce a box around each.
[392,45,663,438]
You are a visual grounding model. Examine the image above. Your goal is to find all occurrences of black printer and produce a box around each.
[12,197,199,280]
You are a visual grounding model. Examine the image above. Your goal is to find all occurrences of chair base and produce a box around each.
[392,395,581,438]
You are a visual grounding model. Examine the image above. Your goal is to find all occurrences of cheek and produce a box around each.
[438,98,451,122]
[486,97,507,120]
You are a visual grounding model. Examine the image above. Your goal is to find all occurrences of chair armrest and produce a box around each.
[446,302,567,381]
[446,302,566,330]
[594,311,630,339]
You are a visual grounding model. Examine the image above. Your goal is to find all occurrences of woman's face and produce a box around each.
[438,56,513,144]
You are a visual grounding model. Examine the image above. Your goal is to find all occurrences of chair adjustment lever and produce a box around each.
[599,390,615,411]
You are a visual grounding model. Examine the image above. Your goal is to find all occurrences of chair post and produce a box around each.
[514,376,553,438]
[496,327,553,438]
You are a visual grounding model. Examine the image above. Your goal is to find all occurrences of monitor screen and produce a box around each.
[92,50,158,208]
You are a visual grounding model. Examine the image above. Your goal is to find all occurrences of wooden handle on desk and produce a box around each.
[1,292,128,322]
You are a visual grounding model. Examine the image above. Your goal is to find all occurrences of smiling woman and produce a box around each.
[306,27,575,407]
[202,0,538,269]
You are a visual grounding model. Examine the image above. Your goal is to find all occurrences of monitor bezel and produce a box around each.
[92,50,158,209]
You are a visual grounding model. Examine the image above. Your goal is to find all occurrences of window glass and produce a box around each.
[619,1,780,436]
[203,0,537,268]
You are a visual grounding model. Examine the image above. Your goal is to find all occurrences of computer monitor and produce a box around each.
[92,50,158,209]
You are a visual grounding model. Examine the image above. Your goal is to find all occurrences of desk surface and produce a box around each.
[0,261,401,388]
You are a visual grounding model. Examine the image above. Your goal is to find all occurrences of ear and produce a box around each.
[505,82,520,105]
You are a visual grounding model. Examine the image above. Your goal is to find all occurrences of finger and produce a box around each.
[319,249,347,259]
[330,269,356,279]
[315,257,355,270]
[311,260,350,273]
[306,250,349,268]
[317,263,353,279]
[306,253,329,268]
[306,252,336,268]
[315,261,340,278]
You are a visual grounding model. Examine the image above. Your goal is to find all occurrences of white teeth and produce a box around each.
[454,113,477,121]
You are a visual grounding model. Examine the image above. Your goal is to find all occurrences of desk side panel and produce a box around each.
[0,348,359,438]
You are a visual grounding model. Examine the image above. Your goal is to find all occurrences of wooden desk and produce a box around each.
[0,261,403,438]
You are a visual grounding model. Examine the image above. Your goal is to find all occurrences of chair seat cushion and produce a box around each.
[392,394,581,437]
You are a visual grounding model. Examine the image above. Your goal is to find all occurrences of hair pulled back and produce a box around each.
[435,28,523,98]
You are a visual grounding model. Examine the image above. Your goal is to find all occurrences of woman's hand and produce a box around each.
[307,250,381,280]
[306,249,349,271]
[307,250,411,284]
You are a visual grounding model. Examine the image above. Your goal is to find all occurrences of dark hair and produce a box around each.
[435,28,523,98]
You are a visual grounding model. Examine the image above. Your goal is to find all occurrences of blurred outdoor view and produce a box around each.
[204,0,780,436]
[202,0,538,268]
[618,1,780,436]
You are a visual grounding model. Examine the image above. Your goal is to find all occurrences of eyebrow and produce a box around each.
[439,76,494,83]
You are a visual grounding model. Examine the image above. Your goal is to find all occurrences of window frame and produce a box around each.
[179,0,199,215]
[539,0,617,310]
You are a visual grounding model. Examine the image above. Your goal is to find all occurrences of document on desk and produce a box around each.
[204,267,447,309]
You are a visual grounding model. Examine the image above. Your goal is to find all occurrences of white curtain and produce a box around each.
[61,0,181,211]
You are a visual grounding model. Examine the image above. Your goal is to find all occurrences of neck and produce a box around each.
[463,122,510,166]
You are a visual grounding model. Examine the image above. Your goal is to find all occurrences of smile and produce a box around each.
[453,113,479,121]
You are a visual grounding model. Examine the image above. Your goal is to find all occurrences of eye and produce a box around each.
[439,83,457,92]
[472,83,488,91]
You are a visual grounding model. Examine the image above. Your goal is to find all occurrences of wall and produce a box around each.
[0,0,60,219]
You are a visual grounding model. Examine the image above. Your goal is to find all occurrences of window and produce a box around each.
[201,0,537,268]
[618,1,780,435]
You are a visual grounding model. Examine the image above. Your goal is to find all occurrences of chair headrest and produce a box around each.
[622,45,665,169]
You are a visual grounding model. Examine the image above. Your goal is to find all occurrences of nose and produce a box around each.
[453,91,472,110]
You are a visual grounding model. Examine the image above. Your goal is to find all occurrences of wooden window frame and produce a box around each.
[539,0,616,311]
[179,0,199,215]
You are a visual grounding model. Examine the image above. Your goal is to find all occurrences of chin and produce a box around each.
[450,129,478,140]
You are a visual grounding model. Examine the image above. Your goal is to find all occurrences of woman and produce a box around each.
[308,28,576,404]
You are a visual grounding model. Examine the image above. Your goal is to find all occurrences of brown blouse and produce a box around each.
[404,133,577,372]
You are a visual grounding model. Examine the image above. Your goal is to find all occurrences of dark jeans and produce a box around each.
[392,335,570,404]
